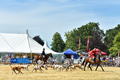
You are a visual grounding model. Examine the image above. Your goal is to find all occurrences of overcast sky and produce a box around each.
[0,0,120,47]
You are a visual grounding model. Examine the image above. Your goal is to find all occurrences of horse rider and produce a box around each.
[91,48,97,62]
[41,48,46,61]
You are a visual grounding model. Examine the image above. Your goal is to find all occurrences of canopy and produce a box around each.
[63,48,77,55]
[88,49,107,55]
[63,48,78,59]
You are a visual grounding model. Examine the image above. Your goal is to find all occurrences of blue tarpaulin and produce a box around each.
[11,58,31,63]
[63,48,78,59]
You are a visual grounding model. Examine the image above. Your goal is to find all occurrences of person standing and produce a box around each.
[41,48,45,61]
[61,55,65,64]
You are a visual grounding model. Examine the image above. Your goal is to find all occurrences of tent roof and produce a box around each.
[63,48,77,55]
[0,33,30,53]
[0,32,61,54]
[88,49,107,55]
[76,50,88,55]
[43,41,61,54]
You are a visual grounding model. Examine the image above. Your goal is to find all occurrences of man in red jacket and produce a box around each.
[91,48,97,62]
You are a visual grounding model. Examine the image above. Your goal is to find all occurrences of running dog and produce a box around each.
[71,64,82,70]
[32,65,43,72]
[10,64,24,74]
[20,64,30,71]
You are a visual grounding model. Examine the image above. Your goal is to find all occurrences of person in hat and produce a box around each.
[41,48,45,61]
[91,48,97,62]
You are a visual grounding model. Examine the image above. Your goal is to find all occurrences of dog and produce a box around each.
[10,64,24,74]
[62,64,72,71]
[71,64,82,70]
[58,65,63,71]
[53,64,60,71]
[20,64,30,71]
[42,64,48,70]
[32,65,43,72]
[47,65,54,68]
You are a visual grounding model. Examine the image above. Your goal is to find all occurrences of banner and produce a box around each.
[87,36,89,51]
[11,58,31,63]
[11,58,17,63]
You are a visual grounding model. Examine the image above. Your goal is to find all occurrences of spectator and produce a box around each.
[8,54,11,58]
[1,56,3,62]
[6,54,8,59]
[61,55,65,64]
[23,54,27,58]
[71,55,74,64]
[16,56,19,58]
[55,58,58,64]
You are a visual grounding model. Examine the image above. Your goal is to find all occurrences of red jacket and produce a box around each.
[91,50,96,58]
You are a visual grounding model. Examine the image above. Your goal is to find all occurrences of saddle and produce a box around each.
[89,58,95,63]
[42,55,46,59]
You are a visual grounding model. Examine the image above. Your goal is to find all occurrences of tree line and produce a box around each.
[50,22,120,57]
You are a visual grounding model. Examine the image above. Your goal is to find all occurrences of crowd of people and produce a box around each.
[0,48,119,67]
[0,54,28,63]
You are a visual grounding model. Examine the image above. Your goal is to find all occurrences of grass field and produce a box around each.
[0,64,120,80]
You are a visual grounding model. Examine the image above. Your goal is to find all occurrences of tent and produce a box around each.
[43,41,61,54]
[0,31,61,58]
[88,49,107,56]
[76,50,88,55]
[63,48,78,59]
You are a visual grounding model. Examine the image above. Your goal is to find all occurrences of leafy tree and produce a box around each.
[51,32,65,52]
[64,22,105,52]
[89,31,107,52]
[104,24,120,54]
[109,32,120,56]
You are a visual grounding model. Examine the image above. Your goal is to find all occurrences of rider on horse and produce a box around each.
[91,48,97,62]
[41,48,46,61]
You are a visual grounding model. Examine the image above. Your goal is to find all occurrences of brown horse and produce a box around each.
[33,53,53,64]
[83,52,104,71]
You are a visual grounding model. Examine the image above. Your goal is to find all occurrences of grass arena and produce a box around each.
[0,64,120,80]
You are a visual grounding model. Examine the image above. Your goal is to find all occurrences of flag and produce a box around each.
[79,36,81,49]
[87,36,89,51]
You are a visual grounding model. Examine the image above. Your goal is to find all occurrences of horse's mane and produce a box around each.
[96,52,101,61]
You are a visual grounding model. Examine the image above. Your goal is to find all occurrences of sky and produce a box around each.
[0,0,120,47]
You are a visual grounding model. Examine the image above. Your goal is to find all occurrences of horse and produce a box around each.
[83,51,104,71]
[33,53,53,65]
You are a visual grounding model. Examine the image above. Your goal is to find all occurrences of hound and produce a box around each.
[62,64,72,71]
[53,64,60,71]
[32,65,43,72]
[71,64,82,70]
[20,64,30,71]
[47,65,54,68]
[58,65,63,71]
[42,64,48,70]
[10,64,24,74]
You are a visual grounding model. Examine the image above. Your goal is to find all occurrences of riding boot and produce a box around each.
[94,57,96,62]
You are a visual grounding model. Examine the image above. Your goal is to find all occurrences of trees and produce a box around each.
[64,22,105,52]
[104,24,120,54]
[51,32,65,52]
[89,31,107,52]
[109,32,120,56]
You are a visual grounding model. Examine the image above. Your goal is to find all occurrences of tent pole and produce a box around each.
[26,30,32,59]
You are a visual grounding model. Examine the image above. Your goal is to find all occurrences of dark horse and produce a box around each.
[33,53,53,65]
[83,51,104,71]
